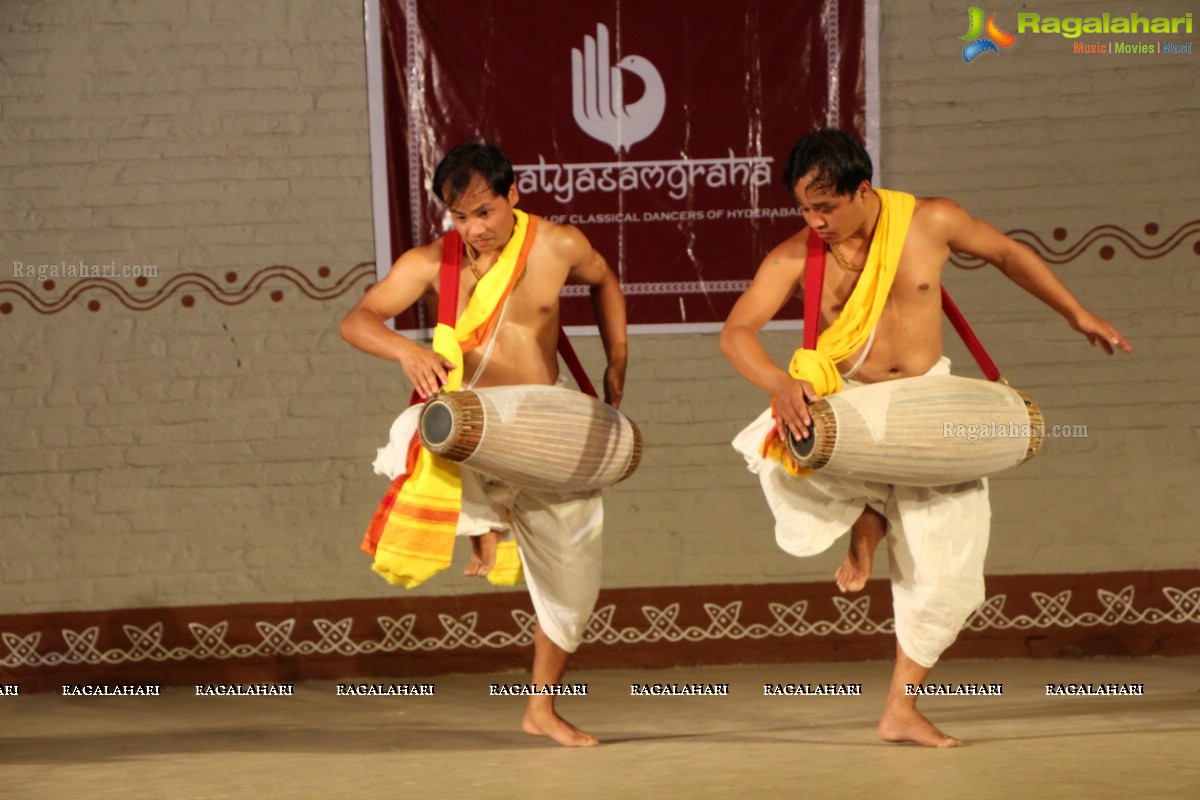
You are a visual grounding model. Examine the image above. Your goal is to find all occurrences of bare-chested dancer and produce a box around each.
[341,140,627,746]
[721,128,1129,747]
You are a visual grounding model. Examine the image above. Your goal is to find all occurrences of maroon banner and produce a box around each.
[371,0,872,330]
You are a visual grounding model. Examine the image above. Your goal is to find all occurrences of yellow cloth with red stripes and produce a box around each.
[361,211,536,588]
[762,189,916,475]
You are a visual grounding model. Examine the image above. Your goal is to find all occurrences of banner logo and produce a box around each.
[960,7,1016,62]
[571,23,666,153]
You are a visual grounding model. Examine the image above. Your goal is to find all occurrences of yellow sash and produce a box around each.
[366,211,535,588]
[763,189,916,474]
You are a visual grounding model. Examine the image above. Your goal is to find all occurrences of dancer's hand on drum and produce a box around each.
[1071,310,1132,355]
[400,347,456,399]
[772,376,819,440]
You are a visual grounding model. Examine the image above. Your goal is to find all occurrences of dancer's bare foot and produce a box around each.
[464,531,499,577]
[521,623,595,746]
[835,508,886,592]
[522,706,599,747]
[878,706,963,748]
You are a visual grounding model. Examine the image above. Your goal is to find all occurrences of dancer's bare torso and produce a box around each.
[792,197,950,385]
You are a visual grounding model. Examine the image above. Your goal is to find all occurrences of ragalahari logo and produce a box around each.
[960,7,1016,62]
[571,23,666,154]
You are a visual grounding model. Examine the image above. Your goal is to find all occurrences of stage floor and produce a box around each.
[3,656,1198,799]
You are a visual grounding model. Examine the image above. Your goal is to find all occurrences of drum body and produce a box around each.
[418,385,642,492]
[786,375,1043,487]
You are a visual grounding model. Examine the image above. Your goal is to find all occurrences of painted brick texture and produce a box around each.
[1,0,1197,617]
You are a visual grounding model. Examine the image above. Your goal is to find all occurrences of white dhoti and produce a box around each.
[732,357,990,668]
[457,470,603,654]
[374,403,603,655]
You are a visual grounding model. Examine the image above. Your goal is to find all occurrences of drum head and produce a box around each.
[420,400,454,447]
[787,428,815,458]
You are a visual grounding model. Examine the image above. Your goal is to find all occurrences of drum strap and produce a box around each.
[556,328,599,398]
[802,228,824,351]
[940,287,1002,382]
[803,227,1003,382]
[437,229,600,400]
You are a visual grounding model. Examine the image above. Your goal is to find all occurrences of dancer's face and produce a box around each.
[445,173,519,255]
[792,172,872,244]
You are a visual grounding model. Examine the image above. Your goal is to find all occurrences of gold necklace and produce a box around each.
[830,243,863,272]
[464,247,525,288]
[464,243,487,280]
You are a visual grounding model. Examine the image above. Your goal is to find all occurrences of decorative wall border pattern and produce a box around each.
[964,585,1200,631]
[3,220,1198,314]
[949,219,1200,268]
[4,585,1198,670]
[2,572,1197,691]
[0,262,376,315]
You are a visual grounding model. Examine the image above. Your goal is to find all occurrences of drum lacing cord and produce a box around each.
[463,287,514,390]
[839,325,878,380]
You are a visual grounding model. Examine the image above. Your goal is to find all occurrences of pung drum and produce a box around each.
[418,385,642,493]
[786,374,1043,487]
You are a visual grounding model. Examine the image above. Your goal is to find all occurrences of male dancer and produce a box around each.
[341,140,627,747]
[720,128,1129,746]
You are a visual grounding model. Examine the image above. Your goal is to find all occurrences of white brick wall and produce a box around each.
[1,0,1197,617]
